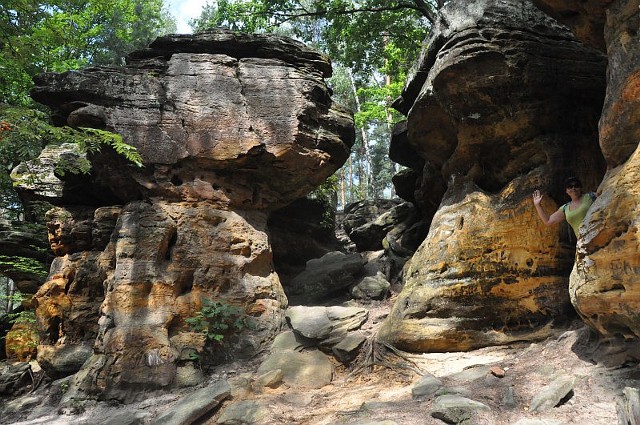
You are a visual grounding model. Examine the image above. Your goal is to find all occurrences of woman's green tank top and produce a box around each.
[560,193,596,236]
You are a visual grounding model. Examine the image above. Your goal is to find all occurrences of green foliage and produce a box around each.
[0,0,176,106]
[186,299,250,344]
[2,290,38,355]
[9,309,36,326]
[1,291,36,338]
[309,174,339,230]
[76,128,144,168]
[0,255,48,278]
[0,105,142,220]
[191,0,271,33]
[354,79,405,128]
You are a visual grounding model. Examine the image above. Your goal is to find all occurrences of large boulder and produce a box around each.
[571,142,640,339]
[380,0,606,352]
[379,178,575,351]
[24,29,354,400]
[286,251,364,304]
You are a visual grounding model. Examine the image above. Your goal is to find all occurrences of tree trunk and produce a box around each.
[348,68,373,197]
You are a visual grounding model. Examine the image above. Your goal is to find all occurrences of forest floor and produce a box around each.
[7,293,639,425]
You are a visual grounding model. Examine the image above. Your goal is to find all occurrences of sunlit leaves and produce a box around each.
[0,0,176,106]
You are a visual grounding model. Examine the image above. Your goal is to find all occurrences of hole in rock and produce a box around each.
[47,317,62,344]
[174,269,195,297]
[171,175,183,186]
[555,390,574,407]
[165,229,178,261]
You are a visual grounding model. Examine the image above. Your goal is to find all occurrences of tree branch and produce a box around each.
[265,2,432,25]
[412,0,438,24]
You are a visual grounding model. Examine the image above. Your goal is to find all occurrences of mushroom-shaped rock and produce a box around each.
[27,29,354,401]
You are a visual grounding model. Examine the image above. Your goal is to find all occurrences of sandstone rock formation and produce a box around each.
[542,0,640,343]
[379,0,607,351]
[25,29,354,400]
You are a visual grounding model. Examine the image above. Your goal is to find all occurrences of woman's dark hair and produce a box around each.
[564,176,582,188]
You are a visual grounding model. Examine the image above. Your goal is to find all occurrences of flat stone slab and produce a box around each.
[412,373,443,399]
[217,400,271,424]
[529,374,575,413]
[431,394,490,424]
[257,348,333,388]
[155,380,231,425]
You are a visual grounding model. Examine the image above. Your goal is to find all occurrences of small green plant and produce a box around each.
[77,127,143,168]
[186,299,250,344]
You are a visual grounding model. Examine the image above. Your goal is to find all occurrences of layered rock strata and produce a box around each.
[380,0,607,351]
[26,29,354,400]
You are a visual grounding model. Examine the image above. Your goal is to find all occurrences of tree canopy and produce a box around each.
[0,0,176,106]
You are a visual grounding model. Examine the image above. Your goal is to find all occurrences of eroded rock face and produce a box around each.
[26,30,354,400]
[538,0,640,343]
[380,0,606,351]
[571,128,640,340]
[596,0,640,170]
[380,179,575,351]
[68,201,287,400]
[531,0,613,51]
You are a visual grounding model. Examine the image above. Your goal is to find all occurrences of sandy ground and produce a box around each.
[5,295,638,425]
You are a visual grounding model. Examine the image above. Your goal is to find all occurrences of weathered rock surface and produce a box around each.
[597,0,640,170]
[154,380,231,425]
[23,29,354,400]
[553,0,640,344]
[285,305,368,350]
[379,0,606,352]
[33,249,109,378]
[351,272,390,300]
[430,394,491,424]
[257,331,334,389]
[529,374,575,413]
[286,251,364,303]
[570,144,640,339]
[411,373,443,399]
[217,399,271,425]
[531,0,612,51]
[342,199,403,248]
[11,143,120,207]
[31,30,354,210]
[0,362,31,395]
[379,179,576,352]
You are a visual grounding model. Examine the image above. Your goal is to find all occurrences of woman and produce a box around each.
[532,176,597,237]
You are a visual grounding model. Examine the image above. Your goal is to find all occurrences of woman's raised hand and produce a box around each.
[532,190,543,206]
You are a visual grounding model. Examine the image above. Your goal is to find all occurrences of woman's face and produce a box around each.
[566,182,582,197]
